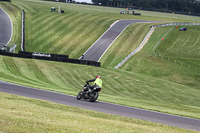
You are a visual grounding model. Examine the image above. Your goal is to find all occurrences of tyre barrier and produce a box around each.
[0,50,101,67]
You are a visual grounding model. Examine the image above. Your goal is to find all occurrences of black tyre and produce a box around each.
[89,92,99,102]
[76,91,82,100]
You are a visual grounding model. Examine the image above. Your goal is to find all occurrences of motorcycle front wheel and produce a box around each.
[76,91,82,100]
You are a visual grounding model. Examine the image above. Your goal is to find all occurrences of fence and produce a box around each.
[154,51,200,73]
[0,50,101,67]
[115,23,200,69]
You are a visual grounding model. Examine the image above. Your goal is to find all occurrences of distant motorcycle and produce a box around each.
[76,82,102,102]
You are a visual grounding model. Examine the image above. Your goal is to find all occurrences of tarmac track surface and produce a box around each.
[0,81,200,131]
[82,20,155,61]
[0,7,12,48]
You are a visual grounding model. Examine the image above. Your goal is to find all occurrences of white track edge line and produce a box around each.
[79,20,120,59]
[98,24,131,62]
[0,7,13,46]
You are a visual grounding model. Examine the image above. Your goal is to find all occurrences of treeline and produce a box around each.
[92,0,200,15]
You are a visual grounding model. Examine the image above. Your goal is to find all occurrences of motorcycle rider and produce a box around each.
[84,75,102,93]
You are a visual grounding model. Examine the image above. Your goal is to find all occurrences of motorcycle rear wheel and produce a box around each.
[89,92,99,102]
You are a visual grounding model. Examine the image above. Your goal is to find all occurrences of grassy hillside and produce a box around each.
[155,26,200,66]
[1,92,197,133]
[25,11,113,58]
[117,26,200,89]
[0,0,200,127]
[0,55,200,119]
[1,0,200,56]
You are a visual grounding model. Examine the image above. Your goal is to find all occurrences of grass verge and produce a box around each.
[120,26,200,89]
[0,55,199,120]
[0,92,198,133]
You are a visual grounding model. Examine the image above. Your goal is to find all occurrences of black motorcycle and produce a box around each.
[76,82,102,102]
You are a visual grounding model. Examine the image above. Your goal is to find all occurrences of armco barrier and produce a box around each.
[152,23,200,28]
[0,50,101,67]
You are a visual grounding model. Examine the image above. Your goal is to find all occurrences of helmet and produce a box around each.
[96,75,101,79]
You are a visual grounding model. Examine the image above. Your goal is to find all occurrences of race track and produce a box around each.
[0,81,200,131]
[82,20,155,61]
[0,7,12,48]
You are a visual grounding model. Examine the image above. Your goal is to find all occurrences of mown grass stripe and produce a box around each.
[31,11,77,34]
[50,15,102,54]
[180,33,192,47]
[42,16,96,52]
[31,14,61,35]
[189,35,200,48]
[13,1,36,13]
[66,67,86,87]
[31,15,68,44]
[166,35,181,54]
[58,18,113,57]
[31,13,54,27]
[2,57,21,76]
[0,57,49,87]
[32,13,86,52]
[103,76,128,96]
[25,61,58,88]
[55,66,82,90]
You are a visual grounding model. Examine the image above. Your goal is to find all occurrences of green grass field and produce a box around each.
[118,26,200,89]
[2,92,198,133]
[0,0,200,132]
[0,55,199,120]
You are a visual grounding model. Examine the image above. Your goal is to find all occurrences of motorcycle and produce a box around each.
[76,82,102,102]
